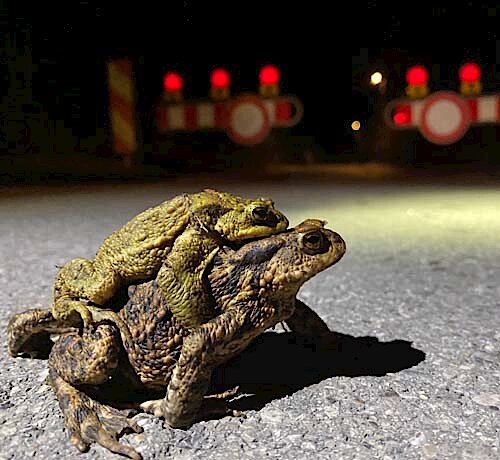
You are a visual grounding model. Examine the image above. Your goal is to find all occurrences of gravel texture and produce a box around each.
[1,178,499,459]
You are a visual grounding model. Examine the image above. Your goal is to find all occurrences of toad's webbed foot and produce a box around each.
[205,385,241,400]
[139,398,164,418]
[140,395,245,425]
[140,386,241,417]
[48,368,143,460]
[197,397,246,422]
[140,385,243,423]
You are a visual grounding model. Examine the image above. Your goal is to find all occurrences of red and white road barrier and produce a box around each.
[155,93,304,145]
[384,91,500,145]
[107,59,137,156]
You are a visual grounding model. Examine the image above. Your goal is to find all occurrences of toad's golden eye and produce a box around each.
[304,231,322,248]
[303,230,328,254]
[252,206,269,222]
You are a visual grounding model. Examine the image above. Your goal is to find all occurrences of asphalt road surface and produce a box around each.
[1,177,499,459]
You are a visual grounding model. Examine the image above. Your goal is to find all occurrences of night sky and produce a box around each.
[2,1,499,151]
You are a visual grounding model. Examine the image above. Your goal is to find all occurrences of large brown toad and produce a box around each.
[8,220,345,459]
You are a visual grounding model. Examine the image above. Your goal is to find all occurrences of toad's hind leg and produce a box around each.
[48,323,120,386]
[48,367,143,460]
[53,257,121,325]
[47,324,142,459]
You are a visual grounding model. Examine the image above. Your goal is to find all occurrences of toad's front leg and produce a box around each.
[48,324,142,459]
[141,307,255,428]
[52,256,121,327]
[285,298,345,350]
[155,228,219,330]
[7,308,77,358]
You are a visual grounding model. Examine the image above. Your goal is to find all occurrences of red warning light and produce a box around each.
[211,68,230,88]
[406,65,429,86]
[163,72,183,93]
[394,111,410,125]
[393,105,411,126]
[259,65,280,86]
[459,62,481,83]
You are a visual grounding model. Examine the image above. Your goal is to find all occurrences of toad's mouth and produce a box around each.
[217,234,263,251]
[219,236,252,251]
[220,227,294,250]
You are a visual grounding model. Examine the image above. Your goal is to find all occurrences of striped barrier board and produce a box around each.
[384,91,500,145]
[107,59,137,156]
[155,93,304,145]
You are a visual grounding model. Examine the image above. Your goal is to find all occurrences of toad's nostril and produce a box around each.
[332,232,346,248]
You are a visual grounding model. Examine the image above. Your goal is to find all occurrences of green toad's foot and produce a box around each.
[52,297,94,328]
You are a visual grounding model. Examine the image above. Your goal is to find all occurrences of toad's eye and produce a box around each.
[304,231,322,248]
[303,230,328,254]
[252,206,269,222]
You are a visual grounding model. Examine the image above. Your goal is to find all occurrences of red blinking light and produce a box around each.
[163,72,183,93]
[393,106,411,126]
[211,68,230,88]
[406,65,429,86]
[259,65,280,86]
[459,62,481,83]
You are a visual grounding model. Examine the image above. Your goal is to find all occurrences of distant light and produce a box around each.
[370,71,383,86]
[211,68,230,88]
[259,65,280,86]
[406,65,429,86]
[393,105,411,125]
[459,62,481,83]
[351,120,361,131]
[163,72,183,93]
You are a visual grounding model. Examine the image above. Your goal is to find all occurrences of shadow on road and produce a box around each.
[211,331,426,412]
[7,310,426,418]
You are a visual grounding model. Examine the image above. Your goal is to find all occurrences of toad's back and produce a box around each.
[95,194,191,279]
[118,282,191,390]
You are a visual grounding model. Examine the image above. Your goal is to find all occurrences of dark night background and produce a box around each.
[1,1,499,173]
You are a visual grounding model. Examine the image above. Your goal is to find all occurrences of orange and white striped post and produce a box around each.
[107,59,138,166]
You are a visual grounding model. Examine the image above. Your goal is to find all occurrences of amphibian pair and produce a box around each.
[52,189,289,331]
[8,191,346,460]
